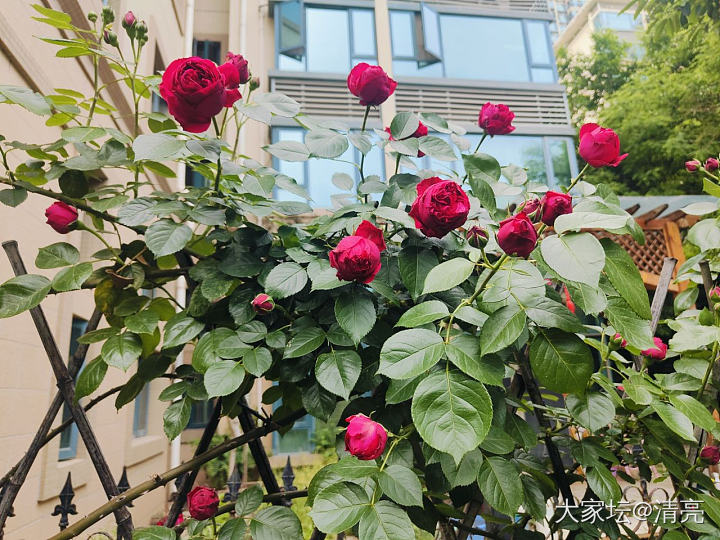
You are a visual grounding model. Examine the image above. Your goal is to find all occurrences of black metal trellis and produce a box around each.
[223,465,242,503]
[281,457,296,492]
[51,473,77,531]
[117,467,133,507]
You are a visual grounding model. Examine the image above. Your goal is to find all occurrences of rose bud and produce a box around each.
[122,11,136,29]
[103,30,118,47]
[709,287,720,303]
[497,213,537,259]
[159,57,226,132]
[706,157,719,172]
[611,333,627,349]
[578,123,628,168]
[478,102,515,136]
[186,486,219,520]
[251,293,275,314]
[45,202,78,234]
[345,414,387,460]
[347,63,397,107]
[466,226,488,249]
[641,337,667,360]
[408,177,470,238]
[384,120,428,157]
[700,446,720,465]
[249,77,260,91]
[157,514,184,526]
[101,5,115,24]
[540,191,572,226]
[685,160,701,172]
[219,53,249,107]
[87,11,97,22]
[519,198,541,220]
[135,20,148,39]
[223,52,251,84]
[329,220,386,284]
[562,284,576,314]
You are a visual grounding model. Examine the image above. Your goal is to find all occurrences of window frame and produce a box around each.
[132,383,151,438]
[58,316,88,461]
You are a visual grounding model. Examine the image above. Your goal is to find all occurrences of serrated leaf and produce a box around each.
[378,329,444,380]
[477,457,523,516]
[529,329,593,393]
[145,219,193,257]
[422,258,475,295]
[36,242,79,269]
[335,293,376,344]
[265,262,308,298]
[315,349,361,399]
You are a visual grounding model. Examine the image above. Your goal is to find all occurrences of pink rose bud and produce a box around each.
[562,284,575,314]
[497,213,538,259]
[122,11,136,29]
[218,53,249,108]
[611,333,627,348]
[345,414,387,460]
[103,30,118,47]
[347,63,397,107]
[409,177,470,238]
[478,102,515,136]
[251,294,275,314]
[519,198,541,220]
[540,191,573,227]
[706,157,719,172]
[466,226,488,249]
[685,160,701,172]
[578,123,627,168]
[186,486,219,520]
[710,287,720,303]
[249,77,260,91]
[701,446,720,465]
[641,337,667,360]
[157,514,183,526]
[329,220,386,284]
[45,202,78,234]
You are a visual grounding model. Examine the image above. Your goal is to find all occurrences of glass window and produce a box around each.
[526,21,551,65]
[188,400,215,429]
[186,167,209,188]
[273,414,316,454]
[192,39,222,64]
[278,0,304,58]
[548,138,573,187]
[351,10,376,58]
[594,11,639,31]
[133,384,150,438]
[390,11,415,58]
[531,67,555,83]
[306,8,350,73]
[59,317,88,461]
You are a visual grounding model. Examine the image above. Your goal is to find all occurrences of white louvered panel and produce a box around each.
[271,77,380,119]
[427,0,549,12]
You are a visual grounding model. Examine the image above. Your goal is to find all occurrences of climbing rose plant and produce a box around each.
[2,5,720,539]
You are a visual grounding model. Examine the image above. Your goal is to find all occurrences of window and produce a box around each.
[276,4,376,73]
[193,39,222,64]
[185,167,209,188]
[390,12,556,83]
[594,11,640,31]
[273,414,315,454]
[187,400,215,429]
[133,384,150,437]
[272,127,385,207]
[59,317,88,461]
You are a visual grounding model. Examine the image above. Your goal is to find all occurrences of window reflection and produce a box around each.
[306,8,350,73]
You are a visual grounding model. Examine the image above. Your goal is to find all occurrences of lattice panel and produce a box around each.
[594,229,669,275]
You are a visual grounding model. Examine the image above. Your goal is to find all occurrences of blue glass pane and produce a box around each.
[59,316,87,460]
[306,8,350,73]
[278,53,305,71]
[531,67,555,83]
[390,11,415,58]
[133,384,150,437]
[421,4,442,60]
[352,10,376,58]
[595,11,638,31]
[441,16,529,81]
[549,138,572,187]
[278,1,303,52]
[393,59,444,77]
[307,144,356,207]
[526,21,551,65]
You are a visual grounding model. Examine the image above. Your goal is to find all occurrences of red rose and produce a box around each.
[641,337,667,360]
[251,294,275,314]
[329,220,386,284]
[385,121,428,157]
[540,191,572,226]
[345,414,387,460]
[478,102,515,136]
[408,177,470,238]
[700,446,720,465]
[578,123,627,168]
[219,52,250,107]
[347,63,397,107]
[706,157,719,172]
[187,486,219,520]
[160,57,226,133]
[496,213,537,258]
[157,514,184,526]
[685,160,701,172]
[45,202,78,234]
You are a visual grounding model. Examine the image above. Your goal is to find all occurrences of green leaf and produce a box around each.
[566,281,607,315]
[601,238,651,319]
[446,334,504,386]
[553,212,630,233]
[250,506,303,540]
[529,329,594,393]
[132,133,186,161]
[521,475,547,521]
[482,259,545,310]
[51,262,92,292]
[284,327,325,359]
[101,333,142,371]
[145,219,193,257]
[479,304,525,355]
[0,187,28,207]
[477,457,523,516]
[669,394,719,435]
[0,85,51,115]
[217,518,246,540]
[396,300,449,328]
[605,296,655,350]
[524,297,584,332]
[464,153,501,184]
[378,329,445,380]
[253,92,300,117]
[358,501,414,540]
[192,328,251,373]
[306,129,349,158]
[422,258,475,295]
[650,400,695,441]
[162,315,204,349]
[131,526,176,540]
[586,465,622,505]
[440,449,483,488]
[335,293,376,344]
[309,481,370,533]
[36,242,79,269]
[377,465,423,507]
[390,112,420,139]
[315,349,361,399]
[386,376,422,404]
[243,347,273,377]
[118,198,157,227]
[0,274,51,318]
[308,259,345,291]
[265,140,310,161]
[566,392,615,432]
[204,360,246,397]
[163,397,191,440]
[125,310,159,335]
[540,233,605,287]
[411,369,493,462]
[235,485,264,516]
[75,356,108,401]
[398,247,438,300]
[265,262,308,298]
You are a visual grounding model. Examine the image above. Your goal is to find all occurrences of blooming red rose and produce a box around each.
[478,102,515,136]
[578,123,627,168]
[219,52,250,107]
[409,177,470,238]
[160,57,226,132]
[385,121,428,157]
[497,213,537,258]
[347,63,397,107]
[157,514,184,526]
[466,226,488,249]
[187,486,219,520]
[540,191,572,226]
[700,446,720,465]
[329,220,386,284]
[45,202,78,234]
[706,157,719,172]
[641,337,667,360]
[251,294,275,314]
[685,160,701,172]
[345,414,387,460]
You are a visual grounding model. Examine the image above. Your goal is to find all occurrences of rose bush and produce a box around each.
[1,6,720,540]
